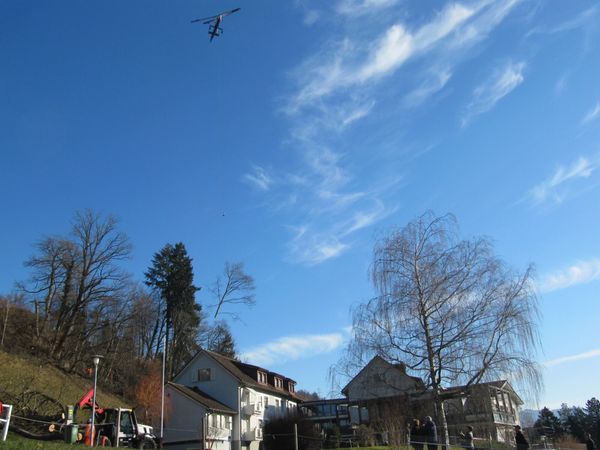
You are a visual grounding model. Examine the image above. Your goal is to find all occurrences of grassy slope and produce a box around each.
[2,432,80,449]
[0,350,127,410]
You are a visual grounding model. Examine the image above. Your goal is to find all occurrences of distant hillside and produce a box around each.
[520,409,539,427]
[0,350,128,411]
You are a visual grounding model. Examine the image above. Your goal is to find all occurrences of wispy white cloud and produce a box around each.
[289,2,478,110]
[404,68,452,107]
[462,61,526,126]
[340,100,376,128]
[539,259,600,293]
[240,332,345,366]
[285,185,398,265]
[544,349,600,368]
[286,225,350,265]
[251,1,525,265]
[526,156,597,206]
[243,165,274,191]
[340,200,395,236]
[294,0,322,26]
[336,0,399,17]
[527,5,599,37]
[582,102,600,126]
[303,10,321,26]
[554,73,568,95]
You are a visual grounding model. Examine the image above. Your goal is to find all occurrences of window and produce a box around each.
[288,383,295,393]
[264,396,269,407]
[274,377,283,389]
[196,368,212,382]
[258,371,268,384]
[120,411,134,434]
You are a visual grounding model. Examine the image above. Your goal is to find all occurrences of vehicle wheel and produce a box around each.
[99,436,112,447]
[138,437,157,449]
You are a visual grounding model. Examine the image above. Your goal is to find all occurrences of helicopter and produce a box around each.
[191,7,241,42]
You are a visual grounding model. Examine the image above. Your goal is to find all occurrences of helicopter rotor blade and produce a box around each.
[222,7,241,17]
[191,14,218,23]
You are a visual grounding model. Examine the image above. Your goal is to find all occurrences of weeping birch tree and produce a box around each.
[338,212,541,446]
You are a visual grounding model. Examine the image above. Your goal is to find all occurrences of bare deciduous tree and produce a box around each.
[130,287,166,359]
[335,212,541,447]
[211,262,255,319]
[21,210,132,368]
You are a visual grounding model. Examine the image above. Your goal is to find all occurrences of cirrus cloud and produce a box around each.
[544,349,600,367]
[462,61,526,127]
[539,259,600,293]
[240,332,346,366]
[525,156,597,206]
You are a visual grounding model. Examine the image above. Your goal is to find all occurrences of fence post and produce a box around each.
[0,404,13,441]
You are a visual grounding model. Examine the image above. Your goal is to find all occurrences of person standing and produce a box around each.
[514,425,530,450]
[586,433,596,450]
[460,426,475,450]
[423,416,438,450]
[410,419,424,450]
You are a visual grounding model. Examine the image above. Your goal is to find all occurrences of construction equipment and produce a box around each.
[73,388,158,448]
[0,402,13,441]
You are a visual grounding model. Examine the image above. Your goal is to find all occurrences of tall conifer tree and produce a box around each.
[145,242,200,378]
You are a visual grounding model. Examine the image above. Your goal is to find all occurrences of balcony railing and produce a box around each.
[242,402,263,416]
[207,426,230,440]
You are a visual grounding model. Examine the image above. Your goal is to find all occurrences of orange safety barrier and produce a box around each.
[84,422,94,446]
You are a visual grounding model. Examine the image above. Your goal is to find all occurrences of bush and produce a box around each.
[262,410,322,450]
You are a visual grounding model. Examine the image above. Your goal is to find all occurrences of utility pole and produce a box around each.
[160,334,166,443]
[202,413,207,450]
[90,355,102,447]
[294,423,298,450]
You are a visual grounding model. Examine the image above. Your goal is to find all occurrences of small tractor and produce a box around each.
[71,389,159,448]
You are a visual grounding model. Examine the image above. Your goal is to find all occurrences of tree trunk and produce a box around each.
[435,394,450,449]
[1,301,9,347]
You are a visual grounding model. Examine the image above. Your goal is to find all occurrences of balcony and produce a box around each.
[207,426,230,440]
[493,411,516,424]
[242,402,263,416]
[242,427,263,441]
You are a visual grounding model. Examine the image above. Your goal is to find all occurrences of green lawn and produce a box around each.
[1,433,79,450]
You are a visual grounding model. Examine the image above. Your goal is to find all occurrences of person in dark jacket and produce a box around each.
[410,419,424,450]
[514,425,529,450]
[423,416,438,450]
[586,433,596,450]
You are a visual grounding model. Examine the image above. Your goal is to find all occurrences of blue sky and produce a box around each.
[1,0,599,410]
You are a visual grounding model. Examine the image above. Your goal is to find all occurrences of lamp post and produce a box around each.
[90,355,103,447]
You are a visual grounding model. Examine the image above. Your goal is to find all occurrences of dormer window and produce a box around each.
[288,383,295,393]
[274,377,283,389]
[258,371,268,384]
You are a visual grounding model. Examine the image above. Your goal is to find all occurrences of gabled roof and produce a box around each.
[176,348,301,401]
[443,379,524,405]
[167,382,237,414]
[341,355,425,396]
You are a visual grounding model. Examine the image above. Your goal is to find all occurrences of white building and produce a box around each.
[164,349,300,450]
[165,382,236,450]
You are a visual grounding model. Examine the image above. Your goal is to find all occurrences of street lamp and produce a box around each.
[90,355,103,447]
